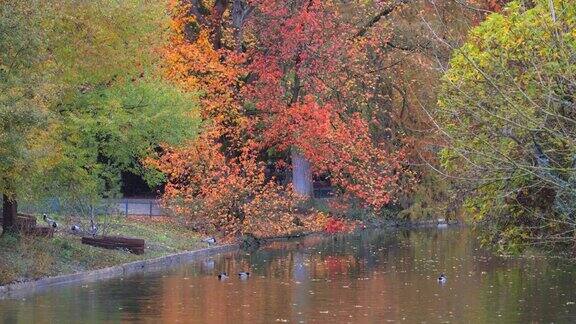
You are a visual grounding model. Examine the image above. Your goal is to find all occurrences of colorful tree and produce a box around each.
[155,0,505,238]
[435,0,576,250]
[154,0,286,237]
[164,0,249,151]
[245,0,412,208]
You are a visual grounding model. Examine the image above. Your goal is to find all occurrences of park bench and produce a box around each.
[0,213,55,237]
[81,236,146,255]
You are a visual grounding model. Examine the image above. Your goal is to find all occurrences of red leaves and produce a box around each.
[151,0,422,239]
[325,218,346,234]
[243,0,413,211]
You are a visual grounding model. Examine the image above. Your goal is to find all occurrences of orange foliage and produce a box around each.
[152,0,428,239]
[149,139,253,236]
[246,0,413,210]
[152,1,264,237]
[164,0,247,147]
[241,183,303,238]
[150,138,331,237]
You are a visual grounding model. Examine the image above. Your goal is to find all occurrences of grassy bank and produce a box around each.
[0,199,453,286]
[0,216,207,285]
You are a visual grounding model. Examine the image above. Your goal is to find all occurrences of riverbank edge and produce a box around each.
[0,244,238,299]
[0,218,461,299]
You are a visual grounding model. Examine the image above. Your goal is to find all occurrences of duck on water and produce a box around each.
[438,273,447,283]
[238,272,250,279]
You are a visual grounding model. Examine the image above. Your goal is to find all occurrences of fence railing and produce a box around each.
[14,198,167,217]
[107,199,166,217]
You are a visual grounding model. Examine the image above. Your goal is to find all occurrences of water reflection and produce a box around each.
[2,228,576,323]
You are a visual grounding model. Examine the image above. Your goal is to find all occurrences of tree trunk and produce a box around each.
[2,194,18,234]
[291,148,313,197]
[232,0,251,52]
[211,0,228,50]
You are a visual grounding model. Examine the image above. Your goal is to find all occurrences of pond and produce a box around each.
[2,227,576,323]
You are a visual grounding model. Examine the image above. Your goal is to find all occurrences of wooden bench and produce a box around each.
[16,213,37,231]
[82,236,146,255]
[0,213,37,227]
[23,226,55,238]
[1,214,55,237]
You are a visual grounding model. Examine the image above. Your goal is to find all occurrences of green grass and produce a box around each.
[0,216,206,285]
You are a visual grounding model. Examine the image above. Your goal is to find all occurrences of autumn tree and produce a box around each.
[244,0,424,208]
[154,0,266,236]
[155,0,511,238]
[435,0,576,250]
[164,0,249,148]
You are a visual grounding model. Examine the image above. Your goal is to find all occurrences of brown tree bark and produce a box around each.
[2,194,18,235]
[211,0,229,49]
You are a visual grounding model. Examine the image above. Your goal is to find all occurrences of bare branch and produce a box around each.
[353,0,413,38]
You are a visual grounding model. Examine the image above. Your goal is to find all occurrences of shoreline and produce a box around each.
[0,244,238,300]
[0,219,460,300]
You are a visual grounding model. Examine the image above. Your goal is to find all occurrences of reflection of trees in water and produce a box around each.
[1,274,167,323]
[475,256,576,323]
[230,231,405,278]
[7,228,576,322]
[395,228,576,323]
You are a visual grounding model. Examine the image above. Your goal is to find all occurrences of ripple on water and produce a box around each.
[2,228,576,323]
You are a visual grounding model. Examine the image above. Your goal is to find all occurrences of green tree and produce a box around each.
[436,0,576,250]
[0,1,56,233]
[40,0,201,205]
[51,82,199,202]
[1,0,200,234]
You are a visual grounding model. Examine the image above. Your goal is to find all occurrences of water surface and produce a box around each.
[2,228,576,323]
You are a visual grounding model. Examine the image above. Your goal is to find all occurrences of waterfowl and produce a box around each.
[217,272,229,280]
[238,272,250,279]
[89,219,98,236]
[437,218,448,228]
[203,237,216,245]
[438,273,447,283]
[70,224,88,236]
[43,214,58,228]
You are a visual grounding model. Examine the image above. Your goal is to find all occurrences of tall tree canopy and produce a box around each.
[1,0,200,234]
[436,0,576,250]
[0,0,55,232]
[152,0,495,237]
